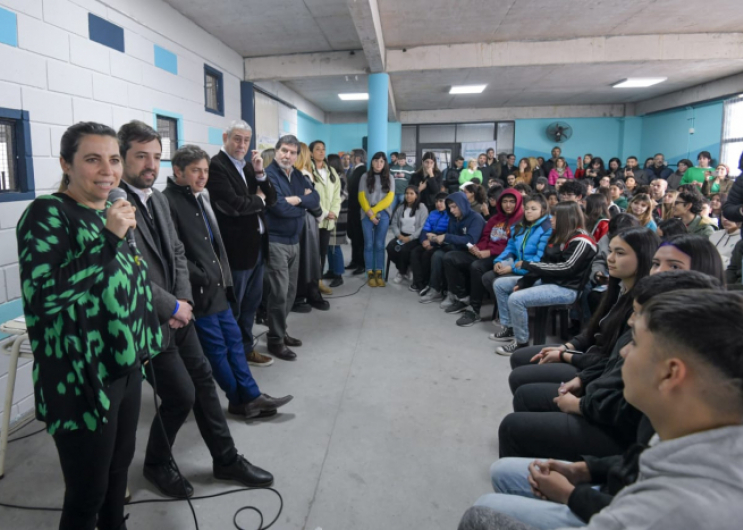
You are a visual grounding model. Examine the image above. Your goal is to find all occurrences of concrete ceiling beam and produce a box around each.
[400,105,630,124]
[636,71,743,115]
[244,51,368,82]
[346,0,386,73]
[387,33,743,72]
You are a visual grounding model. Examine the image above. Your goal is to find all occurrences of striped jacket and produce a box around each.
[517,229,597,291]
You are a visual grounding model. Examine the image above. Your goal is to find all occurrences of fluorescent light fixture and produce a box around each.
[450,85,487,94]
[338,93,369,101]
[612,77,667,88]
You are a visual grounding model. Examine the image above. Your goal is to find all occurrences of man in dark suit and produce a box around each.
[117,121,273,499]
[206,120,276,368]
[346,148,367,275]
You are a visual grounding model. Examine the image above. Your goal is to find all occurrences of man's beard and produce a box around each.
[125,170,157,189]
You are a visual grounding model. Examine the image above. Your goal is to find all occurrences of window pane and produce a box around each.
[157,116,178,161]
[456,123,495,142]
[206,73,219,111]
[0,120,16,192]
[496,122,515,155]
[401,125,416,153]
[723,97,743,141]
[721,140,743,177]
[418,124,455,143]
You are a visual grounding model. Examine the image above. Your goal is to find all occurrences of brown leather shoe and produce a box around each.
[246,349,273,367]
[267,343,297,361]
[284,335,302,347]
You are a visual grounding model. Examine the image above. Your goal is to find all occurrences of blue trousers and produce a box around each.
[230,249,264,353]
[327,245,345,274]
[362,211,390,272]
[195,309,261,406]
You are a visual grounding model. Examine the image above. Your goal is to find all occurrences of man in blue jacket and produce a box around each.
[420,192,485,304]
[264,135,320,361]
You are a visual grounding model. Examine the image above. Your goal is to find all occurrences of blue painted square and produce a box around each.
[0,7,18,47]
[154,45,178,75]
[89,14,124,53]
[208,127,223,146]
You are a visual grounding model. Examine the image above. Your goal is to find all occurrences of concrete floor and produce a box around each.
[0,255,528,530]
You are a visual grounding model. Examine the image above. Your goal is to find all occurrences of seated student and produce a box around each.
[513,183,532,198]
[163,145,293,419]
[623,175,637,197]
[492,201,597,356]
[463,182,490,217]
[485,186,501,218]
[672,187,716,238]
[513,158,534,186]
[440,190,524,319]
[533,176,550,195]
[545,191,559,211]
[583,157,606,184]
[584,194,610,242]
[498,228,660,461]
[726,238,743,286]
[709,214,741,269]
[462,287,743,530]
[387,186,428,284]
[626,193,657,232]
[548,157,574,186]
[419,192,485,304]
[703,163,735,197]
[409,192,450,292]
[679,150,714,189]
[470,195,552,328]
[699,197,719,229]
[609,179,628,211]
[467,271,727,530]
[444,156,465,194]
[656,217,686,240]
[595,174,611,191]
[507,233,726,390]
[573,154,592,180]
[459,158,483,186]
[710,192,725,220]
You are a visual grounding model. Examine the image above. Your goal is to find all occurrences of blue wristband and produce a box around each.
[172,301,180,316]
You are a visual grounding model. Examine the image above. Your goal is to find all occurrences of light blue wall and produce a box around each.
[297,112,402,156]
[639,101,723,165]
[514,117,626,166]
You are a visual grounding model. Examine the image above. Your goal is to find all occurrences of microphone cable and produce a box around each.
[0,360,283,530]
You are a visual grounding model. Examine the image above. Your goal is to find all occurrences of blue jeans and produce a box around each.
[391,193,404,214]
[496,279,578,344]
[473,458,586,529]
[362,211,390,272]
[327,245,345,275]
[230,249,264,353]
[194,309,261,406]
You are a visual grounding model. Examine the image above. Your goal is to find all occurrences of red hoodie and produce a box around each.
[475,189,524,255]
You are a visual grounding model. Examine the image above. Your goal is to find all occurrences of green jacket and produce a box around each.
[459,168,483,185]
[311,162,342,231]
[686,215,715,238]
[392,163,414,194]
[680,166,713,187]
[613,196,628,211]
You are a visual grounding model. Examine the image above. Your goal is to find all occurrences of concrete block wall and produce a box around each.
[0,0,248,430]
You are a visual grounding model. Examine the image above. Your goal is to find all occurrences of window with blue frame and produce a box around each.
[156,115,179,161]
[0,108,34,203]
[204,64,224,116]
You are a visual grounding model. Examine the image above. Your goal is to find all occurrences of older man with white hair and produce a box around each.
[206,120,277,367]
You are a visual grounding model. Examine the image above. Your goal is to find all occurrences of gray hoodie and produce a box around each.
[558,425,743,530]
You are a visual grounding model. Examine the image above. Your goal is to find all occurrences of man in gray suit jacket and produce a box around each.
[117,121,273,499]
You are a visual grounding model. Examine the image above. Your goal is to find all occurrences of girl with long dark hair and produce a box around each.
[387,185,429,284]
[409,151,443,211]
[585,193,611,241]
[359,152,395,287]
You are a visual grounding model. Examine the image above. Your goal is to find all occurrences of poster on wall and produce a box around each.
[254,90,298,152]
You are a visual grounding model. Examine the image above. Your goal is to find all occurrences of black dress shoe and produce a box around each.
[352,266,366,275]
[322,270,335,280]
[284,335,302,347]
[267,343,297,361]
[228,402,279,419]
[213,455,273,488]
[144,462,194,498]
[329,275,344,288]
[291,301,312,313]
[309,299,330,311]
[346,261,359,269]
[244,394,293,418]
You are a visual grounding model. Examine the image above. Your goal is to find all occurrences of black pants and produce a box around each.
[319,227,331,272]
[443,252,493,309]
[348,216,364,267]
[481,270,499,319]
[409,244,438,287]
[53,372,141,530]
[507,344,579,394]
[145,323,236,467]
[386,237,419,275]
[498,382,627,461]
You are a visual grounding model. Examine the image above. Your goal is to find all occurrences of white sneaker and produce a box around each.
[393,272,404,284]
[405,270,414,282]
[419,286,431,297]
[419,289,443,304]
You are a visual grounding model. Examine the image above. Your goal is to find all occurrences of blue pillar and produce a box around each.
[367,73,389,164]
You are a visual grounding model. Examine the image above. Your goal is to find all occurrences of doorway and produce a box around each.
[417,143,459,172]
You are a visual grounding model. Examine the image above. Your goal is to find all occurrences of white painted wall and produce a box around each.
[0,0,249,429]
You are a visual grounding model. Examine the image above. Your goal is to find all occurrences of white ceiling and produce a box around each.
[163,0,743,114]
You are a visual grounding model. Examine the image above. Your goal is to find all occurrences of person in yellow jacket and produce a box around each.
[310,140,342,294]
[359,151,395,287]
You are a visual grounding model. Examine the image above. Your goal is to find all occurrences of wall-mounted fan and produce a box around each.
[546,121,573,143]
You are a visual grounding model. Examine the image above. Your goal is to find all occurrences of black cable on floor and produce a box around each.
[7,426,46,443]
[325,278,368,298]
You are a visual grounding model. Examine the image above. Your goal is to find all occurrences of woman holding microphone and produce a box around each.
[16,122,162,530]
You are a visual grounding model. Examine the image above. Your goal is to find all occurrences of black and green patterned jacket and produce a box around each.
[16,194,162,435]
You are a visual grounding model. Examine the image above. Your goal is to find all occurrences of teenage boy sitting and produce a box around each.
[409,192,450,292]
[460,283,743,530]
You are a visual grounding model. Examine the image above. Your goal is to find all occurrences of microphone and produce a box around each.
[108,187,138,252]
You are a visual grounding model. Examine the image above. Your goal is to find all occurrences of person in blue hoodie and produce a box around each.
[263,135,320,361]
[409,192,450,292]
[419,191,486,303]
[458,194,552,327]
